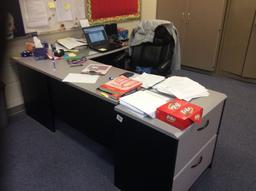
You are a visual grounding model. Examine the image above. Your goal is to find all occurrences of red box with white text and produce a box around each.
[156,98,203,130]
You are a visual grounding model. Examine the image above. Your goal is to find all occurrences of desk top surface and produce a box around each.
[83,46,128,60]
[12,55,129,105]
[12,55,227,139]
[115,90,226,139]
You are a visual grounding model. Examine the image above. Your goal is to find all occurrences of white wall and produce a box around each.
[3,0,157,109]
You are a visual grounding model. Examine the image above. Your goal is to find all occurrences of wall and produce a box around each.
[119,0,157,33]
[3,0,157,110]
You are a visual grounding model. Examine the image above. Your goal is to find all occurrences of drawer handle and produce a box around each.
[197,120,210,131]
[191,156,203,168]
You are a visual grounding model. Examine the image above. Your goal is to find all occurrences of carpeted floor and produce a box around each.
[1,69,256,191]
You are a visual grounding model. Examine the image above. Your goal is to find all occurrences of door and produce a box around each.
[220,0,256,75]
[182,0,226,71]
[156,0,188,56]
[242,10,256,78]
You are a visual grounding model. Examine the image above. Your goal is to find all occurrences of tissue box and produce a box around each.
[156,98,203,130]
[33,42,48,60]
[33,47,48,60]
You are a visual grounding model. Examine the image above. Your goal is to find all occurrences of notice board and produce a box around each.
[18,0,86,34]
[87,0,141,24]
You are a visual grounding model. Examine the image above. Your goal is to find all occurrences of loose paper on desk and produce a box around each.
[131,72,165,89]
[153,76,209,101]
[63,73,99,83]
[57,37,87,50]
[119,90,170,118]
[55,43,68,51]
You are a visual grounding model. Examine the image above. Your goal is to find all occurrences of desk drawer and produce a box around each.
[172,135,217,191]
[174,101,223,175]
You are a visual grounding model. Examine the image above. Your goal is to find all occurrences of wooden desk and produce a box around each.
[12,55,227,191]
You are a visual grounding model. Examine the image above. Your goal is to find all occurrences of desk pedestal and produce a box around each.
[17,65,55,131]
[114,112,178,191]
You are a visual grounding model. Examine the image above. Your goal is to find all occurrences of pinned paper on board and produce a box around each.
[48,1,56,9]
[71,0,86,20]
[64,2,71,10]
[23,0,49,28]
[19,0,86,33]
[56,0,73,21]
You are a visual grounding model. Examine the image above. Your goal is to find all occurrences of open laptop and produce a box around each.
[82,25,122,52]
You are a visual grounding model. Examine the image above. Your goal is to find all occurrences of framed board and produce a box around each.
[18,0,86,34]
[87,0,141,24]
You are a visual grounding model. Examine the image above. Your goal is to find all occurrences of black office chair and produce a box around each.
[114,24,175,76]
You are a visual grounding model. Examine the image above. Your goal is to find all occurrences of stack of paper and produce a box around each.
[119,90,170,118]
[131,72,165,89]
[153,76,209,101]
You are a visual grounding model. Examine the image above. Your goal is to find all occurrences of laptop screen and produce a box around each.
[83,25,108,45]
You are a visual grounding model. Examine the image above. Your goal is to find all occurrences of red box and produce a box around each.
[156,98,203,130]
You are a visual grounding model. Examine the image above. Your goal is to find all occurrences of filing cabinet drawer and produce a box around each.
[174,102,224,175]
[172,135,217,191]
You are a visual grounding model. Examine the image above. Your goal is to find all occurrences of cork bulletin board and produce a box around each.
[87,0,141,24]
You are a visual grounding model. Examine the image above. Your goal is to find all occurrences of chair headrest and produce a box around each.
[153,25,173,45]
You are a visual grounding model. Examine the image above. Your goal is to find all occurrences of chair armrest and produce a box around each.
[112,51,131,70]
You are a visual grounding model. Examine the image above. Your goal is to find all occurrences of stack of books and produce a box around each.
[97,75,142,100]
[131,72,165,89]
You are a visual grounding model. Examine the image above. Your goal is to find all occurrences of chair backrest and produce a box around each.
[130,25,175,76]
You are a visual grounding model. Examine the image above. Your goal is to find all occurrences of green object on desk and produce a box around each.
[63,54,81,61]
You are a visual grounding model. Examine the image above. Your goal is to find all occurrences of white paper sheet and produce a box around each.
[23,0,48,28]
[56,0,73,21]
[63,73,99,83]
[120,90,170,118]
[131,72,165,89]
[79,19,90,28]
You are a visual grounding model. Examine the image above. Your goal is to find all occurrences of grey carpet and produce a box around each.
[1,69,256,191]
[1,114,119,191]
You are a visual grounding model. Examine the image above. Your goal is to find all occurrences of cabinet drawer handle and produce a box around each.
[197,120,210,131]
[191,156,203,168]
